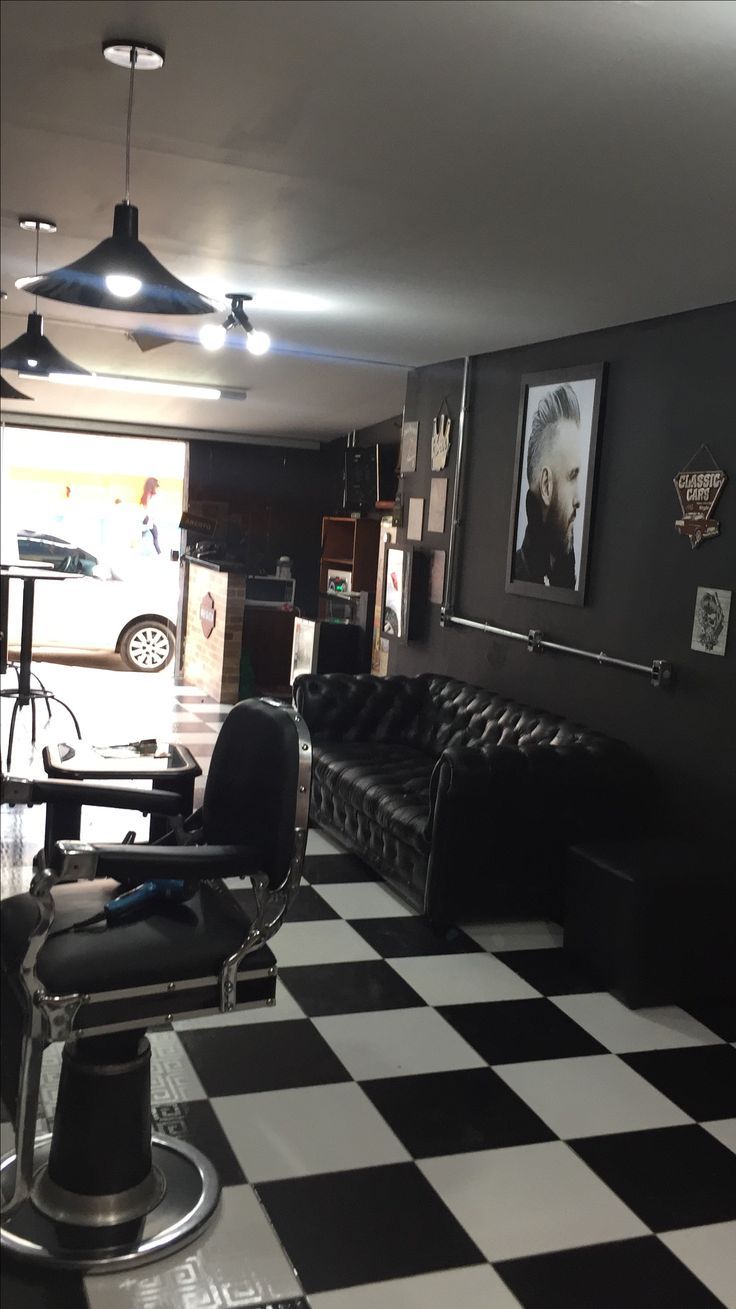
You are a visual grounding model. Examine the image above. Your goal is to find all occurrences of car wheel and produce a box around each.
[119,621,174,672]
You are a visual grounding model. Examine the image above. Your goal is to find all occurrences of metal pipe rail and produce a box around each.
[440,355,673,689]
[440,611,673,687]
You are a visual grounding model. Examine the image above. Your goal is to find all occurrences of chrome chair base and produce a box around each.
[0,1134,221,1272]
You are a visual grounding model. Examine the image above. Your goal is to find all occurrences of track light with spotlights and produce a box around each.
[197,293,271,355]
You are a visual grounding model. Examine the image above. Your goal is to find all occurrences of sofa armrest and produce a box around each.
[425,746,529,923]
[430,745,527,805]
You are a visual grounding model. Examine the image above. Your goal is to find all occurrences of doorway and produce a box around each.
[1,425,186,674]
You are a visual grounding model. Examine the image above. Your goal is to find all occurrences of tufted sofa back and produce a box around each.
[294,672,616,763]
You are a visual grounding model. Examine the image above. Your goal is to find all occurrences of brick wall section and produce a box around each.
[181,561,246,703]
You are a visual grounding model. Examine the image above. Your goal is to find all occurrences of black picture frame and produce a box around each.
[382,544,413,642]
[506,362,606,606]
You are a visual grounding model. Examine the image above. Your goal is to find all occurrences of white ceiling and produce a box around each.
[2,0,735,443]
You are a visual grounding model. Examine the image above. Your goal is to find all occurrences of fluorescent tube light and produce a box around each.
[37,373,223,401]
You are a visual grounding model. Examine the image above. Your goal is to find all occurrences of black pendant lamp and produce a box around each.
[23,42,214,317]
[1,375,34,401]
[1,220,91,378]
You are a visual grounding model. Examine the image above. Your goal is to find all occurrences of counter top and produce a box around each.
[183,555,247,573]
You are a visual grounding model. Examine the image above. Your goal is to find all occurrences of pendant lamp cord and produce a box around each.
[124,46,138,203]
[34,222,39,312]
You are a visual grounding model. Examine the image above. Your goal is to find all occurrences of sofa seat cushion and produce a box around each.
[313,743,433,853]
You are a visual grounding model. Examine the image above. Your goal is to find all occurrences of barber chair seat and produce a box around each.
[0,697,311,1272]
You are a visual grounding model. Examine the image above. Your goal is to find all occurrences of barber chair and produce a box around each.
[0,697,311,1271]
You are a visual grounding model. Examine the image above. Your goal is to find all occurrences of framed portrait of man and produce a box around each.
[506,363,606,606]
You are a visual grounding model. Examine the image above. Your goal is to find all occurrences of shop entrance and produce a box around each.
[1,426,186,674]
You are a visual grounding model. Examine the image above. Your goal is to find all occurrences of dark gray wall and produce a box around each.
[188,440,336,615]
[391,302,735,833]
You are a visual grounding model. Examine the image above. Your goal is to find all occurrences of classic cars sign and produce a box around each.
[674,446,727,549]
[200,592,216,638]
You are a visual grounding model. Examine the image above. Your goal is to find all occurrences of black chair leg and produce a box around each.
[5,698,21,770]
[29,670,53,721]
[49,695,82,740]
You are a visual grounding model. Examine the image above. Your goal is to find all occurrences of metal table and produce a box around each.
[42,740,202,853]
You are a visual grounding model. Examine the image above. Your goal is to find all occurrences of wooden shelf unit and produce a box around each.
[319,516,381,597]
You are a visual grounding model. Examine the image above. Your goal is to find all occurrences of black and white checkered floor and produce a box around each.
[1,672,735,1309]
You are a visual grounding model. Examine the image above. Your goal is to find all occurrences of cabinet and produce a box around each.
[319,516,381,600]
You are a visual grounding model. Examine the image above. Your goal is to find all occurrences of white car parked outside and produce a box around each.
[7,530,179,672]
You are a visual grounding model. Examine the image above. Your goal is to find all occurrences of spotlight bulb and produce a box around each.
[246,329,271,356]
[105,273,142,298]
[199,322,227,351]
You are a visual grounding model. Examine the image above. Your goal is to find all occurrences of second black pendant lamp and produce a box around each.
[1,219,91,378]
[24,41,215,316]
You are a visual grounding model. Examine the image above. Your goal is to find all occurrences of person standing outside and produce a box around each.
[513,384,582,589]
[140,477,161,556]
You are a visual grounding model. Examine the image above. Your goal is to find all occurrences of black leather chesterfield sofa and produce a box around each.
[293,672,648,925]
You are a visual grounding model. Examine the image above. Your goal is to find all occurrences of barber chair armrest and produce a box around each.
[2,775,187,818]
[48,840,257,883]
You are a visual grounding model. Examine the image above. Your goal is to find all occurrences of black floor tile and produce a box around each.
[151,1099,246,1185]
[362,1067,555,1157]
[496,1236,726,1309]
[280,960,426,1017]
[494,947,597,996]
[256,1162,484,1294]
[351,915,483,958]
[680,998,736,1043]
[178,1019,351,1096]
[438,998,606,1064]
[623,1044,736,1122]
[1,1258,89,1309]
[231,884,339,923]
[302,853,376,884]
[571,1124,736,1230]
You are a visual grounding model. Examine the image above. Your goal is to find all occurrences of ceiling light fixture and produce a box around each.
[198,293,271,355]
[36,373,225,401]
[0,219,91,378]
[21,41,215,316]
[1,375,34,401]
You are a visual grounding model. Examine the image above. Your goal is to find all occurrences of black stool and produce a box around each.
[565,838,735,1008]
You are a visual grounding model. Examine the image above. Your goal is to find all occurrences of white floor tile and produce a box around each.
[147,1029,207,1103]
[388,952,540,1005]
[702,1118,736,1154]
[661,1221,736,1309]
[178,702,232,713]
[309,1264,524,1309]
[420,1141,647,1262]
[84,1184,302,1309]
[460,919,563,952]
[496,1054,691,1139]
[174,979,304,1029]
[164,730,224,745]
[213,1081,410,1181]
[307,828,344,855]
[313,1007,486,1080]
[272,919,380,966]
[552,993,724,1053]
[316,881,415,919]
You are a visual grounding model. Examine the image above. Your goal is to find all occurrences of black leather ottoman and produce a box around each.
[564,839,735,1009]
